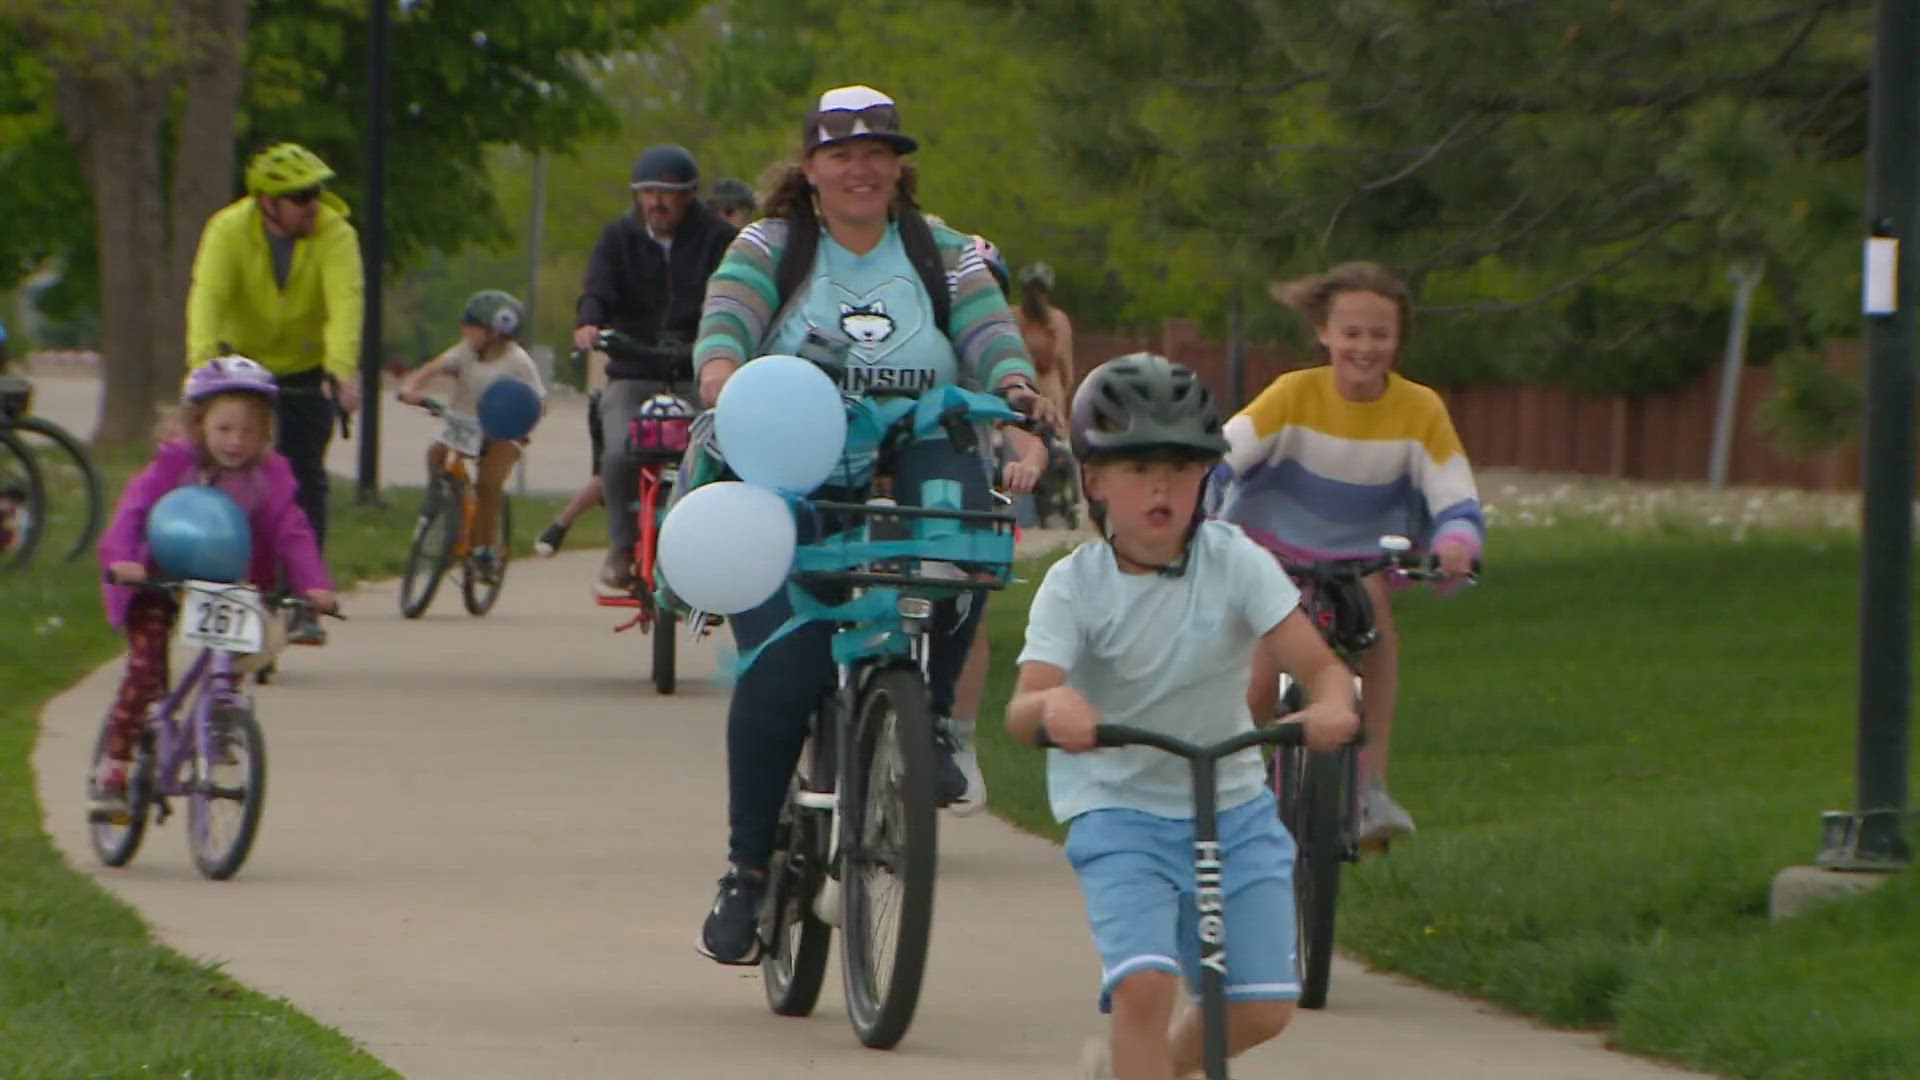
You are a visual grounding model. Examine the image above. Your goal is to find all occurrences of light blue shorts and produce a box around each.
[1064,789,1300,1012]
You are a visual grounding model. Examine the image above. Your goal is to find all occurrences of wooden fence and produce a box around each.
[1072,322,1864,492]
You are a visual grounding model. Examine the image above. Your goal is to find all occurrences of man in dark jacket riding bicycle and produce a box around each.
[573,144,738,598]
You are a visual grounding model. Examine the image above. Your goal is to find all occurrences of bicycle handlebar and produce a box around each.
[103,575,346,619]
[1290,546,1481,586]
[1034,722,1307,757]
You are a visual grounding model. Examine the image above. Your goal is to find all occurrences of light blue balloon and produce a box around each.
[714,354,846,495]
[147,485,252,582]
[657,481,796,614]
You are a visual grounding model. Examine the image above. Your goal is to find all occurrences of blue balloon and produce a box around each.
[478,378,542,440]
[147,485,252,583]
[714,354,847,495]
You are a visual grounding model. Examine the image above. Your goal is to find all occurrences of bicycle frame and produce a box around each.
[441,454,477,560]
[140,645,244,815]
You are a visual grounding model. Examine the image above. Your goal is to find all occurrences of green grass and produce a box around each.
[976,520,1920,1080]
[0,453,582,1079]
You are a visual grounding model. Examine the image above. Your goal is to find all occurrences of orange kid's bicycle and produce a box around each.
[398,395,511,618]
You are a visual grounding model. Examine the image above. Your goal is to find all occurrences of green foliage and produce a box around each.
[1756,345,1862,458]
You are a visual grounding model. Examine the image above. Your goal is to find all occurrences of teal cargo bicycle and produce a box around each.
[736,384,1026,1050]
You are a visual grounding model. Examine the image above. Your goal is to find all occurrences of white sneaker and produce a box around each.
[946,716,987,817]
[1359,780,1416,844]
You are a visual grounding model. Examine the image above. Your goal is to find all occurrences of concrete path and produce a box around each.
[34,548,1709,1079]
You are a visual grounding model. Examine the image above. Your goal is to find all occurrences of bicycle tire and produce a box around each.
[87,725,150,867]
[0,429,46,571]
[189,700,267,880]
[1282,734,1359,1006]
[839,666,938,1050]
[652,607,677,694]
[461,494,511,615]
[763,773,832,1017]
[399,479,454,618]
[11,416,102,562]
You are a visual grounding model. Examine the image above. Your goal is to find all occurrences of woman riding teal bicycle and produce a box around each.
[690,83,1055,965]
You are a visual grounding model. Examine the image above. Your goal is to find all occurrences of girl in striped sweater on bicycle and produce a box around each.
[1208,261,1483,845]
[95,357,332,818]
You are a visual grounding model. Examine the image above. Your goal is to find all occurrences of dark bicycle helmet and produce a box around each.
[1069,353,1229,462]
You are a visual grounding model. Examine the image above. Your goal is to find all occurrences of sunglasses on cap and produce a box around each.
[280,186,323,206]
[807,104,902,146]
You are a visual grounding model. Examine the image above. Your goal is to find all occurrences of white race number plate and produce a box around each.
[179,580,267,653]
[441,415,485,457]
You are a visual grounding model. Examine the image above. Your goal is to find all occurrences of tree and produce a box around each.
[0,0,698,445]
[970,0,1872,393]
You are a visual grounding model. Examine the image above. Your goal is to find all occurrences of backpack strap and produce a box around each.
[771,208,953,339]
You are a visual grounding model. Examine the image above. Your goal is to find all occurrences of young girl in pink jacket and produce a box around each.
[93,356,333,816]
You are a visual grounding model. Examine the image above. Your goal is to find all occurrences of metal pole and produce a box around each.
[1827,0,1917,869]
[517,151,546,497]
[1707,262,1763,489]
[356,0,388,505]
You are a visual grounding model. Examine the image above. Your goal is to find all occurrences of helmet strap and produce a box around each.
[1101,501,1203,579]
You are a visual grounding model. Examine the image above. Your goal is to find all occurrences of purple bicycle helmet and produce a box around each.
[185,356,279,403]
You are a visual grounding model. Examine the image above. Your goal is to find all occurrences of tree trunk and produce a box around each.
[164,0,250,377]
[55,68,175,447]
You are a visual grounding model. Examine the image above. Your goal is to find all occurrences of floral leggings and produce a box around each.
[104,591,176,761]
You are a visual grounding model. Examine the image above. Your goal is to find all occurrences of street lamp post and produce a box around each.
[1820,0,1917,870]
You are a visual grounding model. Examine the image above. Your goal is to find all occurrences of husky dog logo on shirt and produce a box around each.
[838,300,895,343]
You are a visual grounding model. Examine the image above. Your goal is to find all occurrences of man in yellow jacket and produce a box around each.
[186,142,365,643]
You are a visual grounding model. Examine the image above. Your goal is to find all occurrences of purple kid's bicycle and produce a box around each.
[88,578,340,880]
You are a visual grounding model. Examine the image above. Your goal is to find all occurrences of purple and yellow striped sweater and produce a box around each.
[1211,366,1485,561]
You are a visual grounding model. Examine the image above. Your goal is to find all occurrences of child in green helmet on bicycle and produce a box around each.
[1007,354,1358,1080]
[396,290,546,580]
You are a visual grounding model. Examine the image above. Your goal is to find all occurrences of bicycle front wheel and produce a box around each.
[839,666,938,1049]
[399,480,455,618]
[1276,738,1349,1009]
[188,700,267,880]
[0,430,47,571]
[87,725,150,867]
[461,494,511,615]
[11,417,102,562]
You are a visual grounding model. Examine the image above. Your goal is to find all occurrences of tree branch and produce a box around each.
[1419,213,1690,316]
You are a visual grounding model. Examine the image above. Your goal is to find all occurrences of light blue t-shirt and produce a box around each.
[765,222,960,484]
[765,221,958,395]
[1018,521,1301,822]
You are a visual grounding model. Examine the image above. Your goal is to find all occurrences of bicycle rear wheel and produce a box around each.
[1274,680,1351,1010]
[461,494,511,615]
[399,479,456,618]
[0,430,46,571]
[87,725,151,867]
[11,416,101,563]
[839,666,938,1049]
[188,700,267,880]
[763,770,832,1016]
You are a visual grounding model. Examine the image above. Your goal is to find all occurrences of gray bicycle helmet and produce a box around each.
[462,289,524,337]
[1069,353,1229,462]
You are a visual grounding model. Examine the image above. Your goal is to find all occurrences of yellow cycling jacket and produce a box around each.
[184,194,364,380]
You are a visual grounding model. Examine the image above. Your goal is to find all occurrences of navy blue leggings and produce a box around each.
[724,436,994,870]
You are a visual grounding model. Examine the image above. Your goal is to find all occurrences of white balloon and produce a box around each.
[657,482,796,614]
[714,354,847,495]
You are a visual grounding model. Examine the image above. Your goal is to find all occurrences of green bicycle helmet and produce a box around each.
[462,290,525,337]
[1069,353,1229,462]
[245,142,337,196]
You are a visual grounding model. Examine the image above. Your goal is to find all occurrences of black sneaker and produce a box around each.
[534,521,568,558]
[932,722,967,807]
[696,866,768,965]
[287,608,327,646]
